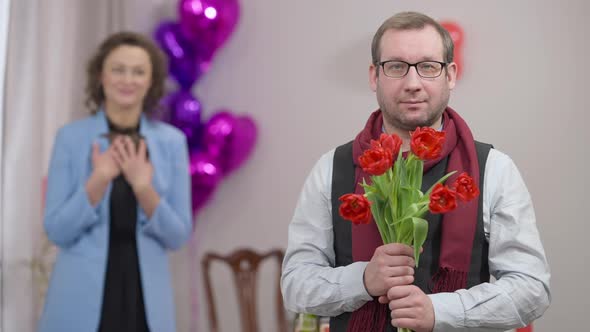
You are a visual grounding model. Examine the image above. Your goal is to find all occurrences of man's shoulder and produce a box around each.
[481,147,522,184]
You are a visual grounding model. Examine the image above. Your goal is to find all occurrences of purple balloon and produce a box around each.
[169,57,207,89]
[178,0,240,59]
[168,91,203,149]
[190,151,222,213]
[154,21,211,88]
[202,110,257,174]
[154,21,190,60]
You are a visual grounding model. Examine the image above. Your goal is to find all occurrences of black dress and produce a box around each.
[98,119,150,332]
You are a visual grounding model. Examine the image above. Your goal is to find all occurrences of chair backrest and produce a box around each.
[202,248,287,332]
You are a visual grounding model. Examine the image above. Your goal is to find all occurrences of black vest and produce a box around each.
[329,141,492,332]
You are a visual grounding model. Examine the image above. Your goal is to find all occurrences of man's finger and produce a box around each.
[391,317,417,330]
[380,255,416,268]
[387,284,413,300]
[379,243,415,257]
[390,307,417,320]
[385,275,414,288]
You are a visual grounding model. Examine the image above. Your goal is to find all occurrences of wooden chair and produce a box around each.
[202,248,288,332]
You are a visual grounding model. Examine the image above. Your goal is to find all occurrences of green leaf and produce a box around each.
[398,201,415,220]
[369,199,388,244]
[383,202,395,242]
[412,217,428,267]
[414,158,423,190]
[399,219,413,244]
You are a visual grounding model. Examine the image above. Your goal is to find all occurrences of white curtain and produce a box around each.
[0,0,11,328]
[1,1,193,331]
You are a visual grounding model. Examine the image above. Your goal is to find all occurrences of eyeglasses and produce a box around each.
[377,60,447,78]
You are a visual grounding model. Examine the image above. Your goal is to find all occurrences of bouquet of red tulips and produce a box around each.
[338,127,480,267]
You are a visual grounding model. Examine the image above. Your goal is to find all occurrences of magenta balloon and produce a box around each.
[224,115,257,173]
[202,112,235,159]
[190,151,221,187]
[191,185,216,214]
[202,111,257,174]
[178,0,240,59]
[190,151,222,213]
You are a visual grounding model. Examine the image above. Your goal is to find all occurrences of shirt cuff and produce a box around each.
[429,292,465,331]
[341,261,373,302]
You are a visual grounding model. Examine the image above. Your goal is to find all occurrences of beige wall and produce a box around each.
[186,1,589,331]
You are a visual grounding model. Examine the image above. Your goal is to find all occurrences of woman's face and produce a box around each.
[100,45,152,112]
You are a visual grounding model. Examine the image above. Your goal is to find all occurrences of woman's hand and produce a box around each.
[112,135,160,218]
[112,135,153,193]
[86,142,121,206]
[91,142,121,182]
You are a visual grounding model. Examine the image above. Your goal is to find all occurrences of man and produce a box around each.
[281,11,550,332]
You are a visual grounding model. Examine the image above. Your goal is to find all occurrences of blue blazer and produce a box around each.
[38,111,193,332]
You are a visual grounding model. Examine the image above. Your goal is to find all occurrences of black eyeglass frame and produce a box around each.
[377,60,448,78]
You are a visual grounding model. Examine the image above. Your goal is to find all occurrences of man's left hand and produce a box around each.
[387,285,434,332]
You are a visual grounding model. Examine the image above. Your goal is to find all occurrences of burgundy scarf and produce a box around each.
[346,108,480,332]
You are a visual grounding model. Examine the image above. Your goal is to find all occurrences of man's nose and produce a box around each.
[403,66,423,92]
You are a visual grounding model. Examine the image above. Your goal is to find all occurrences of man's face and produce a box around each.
[369,26,457,133]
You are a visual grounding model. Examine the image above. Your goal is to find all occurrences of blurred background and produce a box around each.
[0,0,588,331]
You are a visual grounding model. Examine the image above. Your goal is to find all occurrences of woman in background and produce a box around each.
[38,31,192,332]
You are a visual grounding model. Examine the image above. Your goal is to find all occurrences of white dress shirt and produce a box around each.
[281,147,551,331]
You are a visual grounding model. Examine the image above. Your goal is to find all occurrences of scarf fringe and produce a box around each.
[346,300,388,332]
[430,267,468,293]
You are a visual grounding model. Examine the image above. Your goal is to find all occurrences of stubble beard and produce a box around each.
[378,94,449,132]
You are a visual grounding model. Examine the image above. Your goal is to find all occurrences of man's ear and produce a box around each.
[445,62,457,90]
[369,63,378,92]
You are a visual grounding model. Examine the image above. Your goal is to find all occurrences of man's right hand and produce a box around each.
[363,243,415,297]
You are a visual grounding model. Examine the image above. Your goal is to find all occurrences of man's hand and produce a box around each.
[363,243,415,297]
[387,285,434,332]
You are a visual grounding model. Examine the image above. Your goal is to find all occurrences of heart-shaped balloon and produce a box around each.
[202,111,257,174]
[166,91,203,149]
[178,0,240,60]
[189,151,222,213]
[154,21,212,88]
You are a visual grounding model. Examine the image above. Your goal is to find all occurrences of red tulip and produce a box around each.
[410,127,445,160]
[429,183,457,214]
[358,147,392,176]
[339,194,372,225]
[379,133,402,160]
[452,172,480,202]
